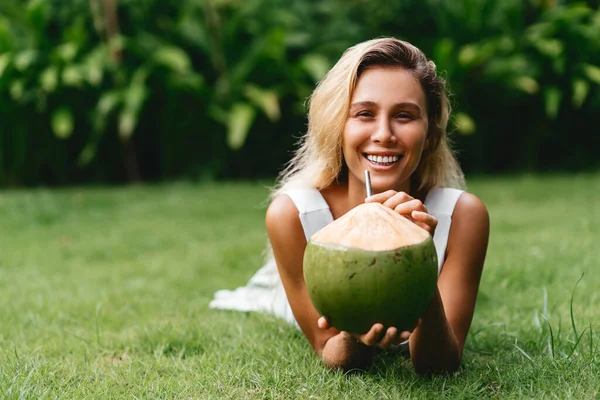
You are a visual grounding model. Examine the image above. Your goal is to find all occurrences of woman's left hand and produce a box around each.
[365,190,437,236]
[317,316,412,350]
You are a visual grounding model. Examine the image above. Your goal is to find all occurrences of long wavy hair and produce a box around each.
[271,37,465,200]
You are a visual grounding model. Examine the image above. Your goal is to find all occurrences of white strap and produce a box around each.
[425,188,464,273]
[284,189,334,241]
[425,188,464,216]
[285,188,330,213]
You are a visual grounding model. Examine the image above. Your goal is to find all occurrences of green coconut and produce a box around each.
[303,202,438,333]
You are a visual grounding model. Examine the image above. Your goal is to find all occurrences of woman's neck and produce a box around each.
[345,176,412,209]
[324,175,417,220]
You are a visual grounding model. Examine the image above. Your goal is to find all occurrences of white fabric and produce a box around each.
[425,188,464,273]
[209,187,464,327]
[286,188,334,241]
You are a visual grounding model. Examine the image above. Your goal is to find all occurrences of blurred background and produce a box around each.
[0,0,599,188]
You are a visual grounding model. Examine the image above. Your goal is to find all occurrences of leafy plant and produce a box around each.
[0,0,599,186]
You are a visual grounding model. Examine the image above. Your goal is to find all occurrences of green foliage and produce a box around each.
[0,0,599,185]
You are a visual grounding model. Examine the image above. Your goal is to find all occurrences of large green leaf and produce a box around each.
[458,44,479,67]
[51,107,74,139]
[55,42,78,62]
[61,65,85,87]
[544,86,562,119]
[511,76,539,94]
[0,52,10,78]
[118,68,149,140]
[169,72,204,91]
[77,144,97,166]
[244,84,280,121]
[83,45,107,86]
[94,90,122,132]
[40,66,58,92]
[532,39,564,59]
[572,79,589,108]
[153,46,192,74]
[455,112,476,136]
[583,64,600,84]
[9,79,24,100]
[13,49,37,72]
[179,12,210,52]
[300,54,330,82]
[227,103,256,150]
[483,55,532,82]
[118,109,137,141]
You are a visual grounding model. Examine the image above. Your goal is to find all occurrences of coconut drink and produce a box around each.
[303,201,438,333]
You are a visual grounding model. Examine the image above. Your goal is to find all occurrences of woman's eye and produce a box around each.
[395,113,413,119]
[356,111,374,118]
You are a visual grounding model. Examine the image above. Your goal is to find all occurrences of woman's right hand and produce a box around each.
[318,317,412,350]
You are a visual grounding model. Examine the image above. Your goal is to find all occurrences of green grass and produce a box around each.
[0,173,599,399]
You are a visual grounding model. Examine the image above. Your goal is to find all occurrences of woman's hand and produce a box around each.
[366,190,437,236]
[318,317,412,350]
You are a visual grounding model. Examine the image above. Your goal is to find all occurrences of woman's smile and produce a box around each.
[363,152,403,167]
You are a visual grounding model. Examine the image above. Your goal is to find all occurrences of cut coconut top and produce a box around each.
[310,202,430,251]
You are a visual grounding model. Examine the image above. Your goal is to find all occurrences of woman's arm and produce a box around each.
[409,192,490,374]
[266,195,375,370]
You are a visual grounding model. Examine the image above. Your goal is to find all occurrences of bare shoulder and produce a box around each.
[265,194,306,249]
[454,192,489,226]
[266,194,301,232]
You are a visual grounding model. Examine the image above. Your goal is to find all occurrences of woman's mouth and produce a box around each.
[363,153,402,166]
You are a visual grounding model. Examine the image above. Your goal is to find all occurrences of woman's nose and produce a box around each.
[370,118,396,143]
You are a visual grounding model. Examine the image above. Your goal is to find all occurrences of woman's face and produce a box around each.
[342,66,429,194]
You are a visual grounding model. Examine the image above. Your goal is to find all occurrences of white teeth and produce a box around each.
[366,154,400,164]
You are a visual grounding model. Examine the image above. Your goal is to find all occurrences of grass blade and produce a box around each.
[514,342,534,363]
[567,327,590,360]
[540,313,555,359]
[570,273,585,341]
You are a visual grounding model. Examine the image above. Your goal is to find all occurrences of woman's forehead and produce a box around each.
[351,66,426,105]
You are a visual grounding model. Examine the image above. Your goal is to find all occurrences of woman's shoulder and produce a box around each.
[266,194,307,247]
[455,191,488,220]
[451,191,490,239]
[266,193,302,229]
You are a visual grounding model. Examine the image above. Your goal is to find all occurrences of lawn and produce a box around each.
[0,173,599,399]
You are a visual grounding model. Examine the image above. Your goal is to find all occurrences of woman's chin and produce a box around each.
[371,179,406,194]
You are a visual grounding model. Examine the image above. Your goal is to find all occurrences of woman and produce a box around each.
[210,37,490,374]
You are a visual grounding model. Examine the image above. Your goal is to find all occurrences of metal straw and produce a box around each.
[364,170,373,198]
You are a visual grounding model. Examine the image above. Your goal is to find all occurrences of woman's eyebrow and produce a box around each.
[349,101,422,112]
[349,101,377,111]
[396,102,423,112]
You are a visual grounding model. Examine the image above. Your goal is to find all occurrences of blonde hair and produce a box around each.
[271,37,465,200]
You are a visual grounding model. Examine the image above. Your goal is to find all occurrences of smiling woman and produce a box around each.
[210,37,490,374]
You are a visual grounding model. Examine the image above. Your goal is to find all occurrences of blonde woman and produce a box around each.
[210,37,490,374]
